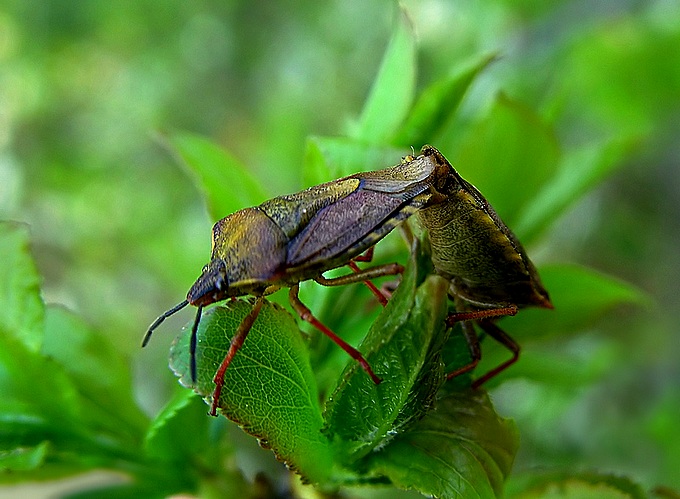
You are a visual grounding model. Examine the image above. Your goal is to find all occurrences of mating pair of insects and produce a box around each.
[144,145,552,416]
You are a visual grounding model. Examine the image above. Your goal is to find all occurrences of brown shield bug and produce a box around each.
[144,150,450,415]
[415,145,553,387]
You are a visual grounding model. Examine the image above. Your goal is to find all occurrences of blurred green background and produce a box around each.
[1,0,679,496]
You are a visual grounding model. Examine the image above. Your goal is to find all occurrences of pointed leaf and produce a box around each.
[0,222,44,351]
[145,390,224,467]
[0,442,49,472]
[393,53,497,147]
[471,263,650,387]
[368,390,519,499]
[169,132,268,219]
[0,331,84,446]
[453,93,560,226]
[302,136,335,187]
[42,306,148,441]
[324,244,449,464]
[516,137,638,243]
[304,136,407,184]
[143,391,251,496]
[501,263,651,342]
[350,8,416,144]
[168,300,333,484]
[485,343,618,389]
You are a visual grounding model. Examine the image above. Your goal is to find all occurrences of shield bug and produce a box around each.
[415,145,553,387]
[144,150,450,416]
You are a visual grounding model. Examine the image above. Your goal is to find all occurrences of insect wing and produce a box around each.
[285,189,405,268]
[258,179,360,240]
[285,155,439,271]
[356,154,437,195]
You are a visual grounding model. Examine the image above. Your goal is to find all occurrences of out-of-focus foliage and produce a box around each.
[0,0,679,497]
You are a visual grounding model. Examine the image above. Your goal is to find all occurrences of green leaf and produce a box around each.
[350,8,416,144]
[0,330,83,447]
[324,243,449,464]
[0,441,49,472]
[453,93,560,227]
[471,263,650,387]
[0,222,44,352]
[515,137,638,243]
[507,470,647,499]
[0,225,145,480]
[501,263,651,342]
[302,136,335,187]
[168,300,334,484]
[303,136,407,184]
[368,389,520,499]
[42,306,148,443]
[169,132,269,220]
[485,342,618,389]
[554,17,680,138]
[645,392,680,491]
[392,53,497,147]
[298,262,401,395]
[144,390,253,496]
[145,390,217,463]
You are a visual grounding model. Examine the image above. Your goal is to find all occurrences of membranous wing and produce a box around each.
[282,154,439,274]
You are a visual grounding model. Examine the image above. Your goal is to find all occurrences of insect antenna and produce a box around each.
[142,300,190,347]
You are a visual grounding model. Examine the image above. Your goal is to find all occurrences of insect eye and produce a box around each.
[207,261,228,292]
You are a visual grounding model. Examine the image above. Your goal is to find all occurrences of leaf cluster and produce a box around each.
[0,5,668,499]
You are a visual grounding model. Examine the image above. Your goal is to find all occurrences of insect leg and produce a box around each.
[352,246,375,263]
[347,260,389,306]
[346,248,402,305]
[315,262,403,287]
[470,320,520,389]
[444,306,518,385]
[210,296,265,417]
[445,305,517,327]
[446,321,481,380]
[342,246,390,304]
[378,280,399,302]
[288,284,382,385]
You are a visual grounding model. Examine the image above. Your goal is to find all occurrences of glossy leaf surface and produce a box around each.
[169,300,334,483]
[351,8,416,144]
[369,390,519,499]
[171,132,269,219]
[324,245,449,463]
